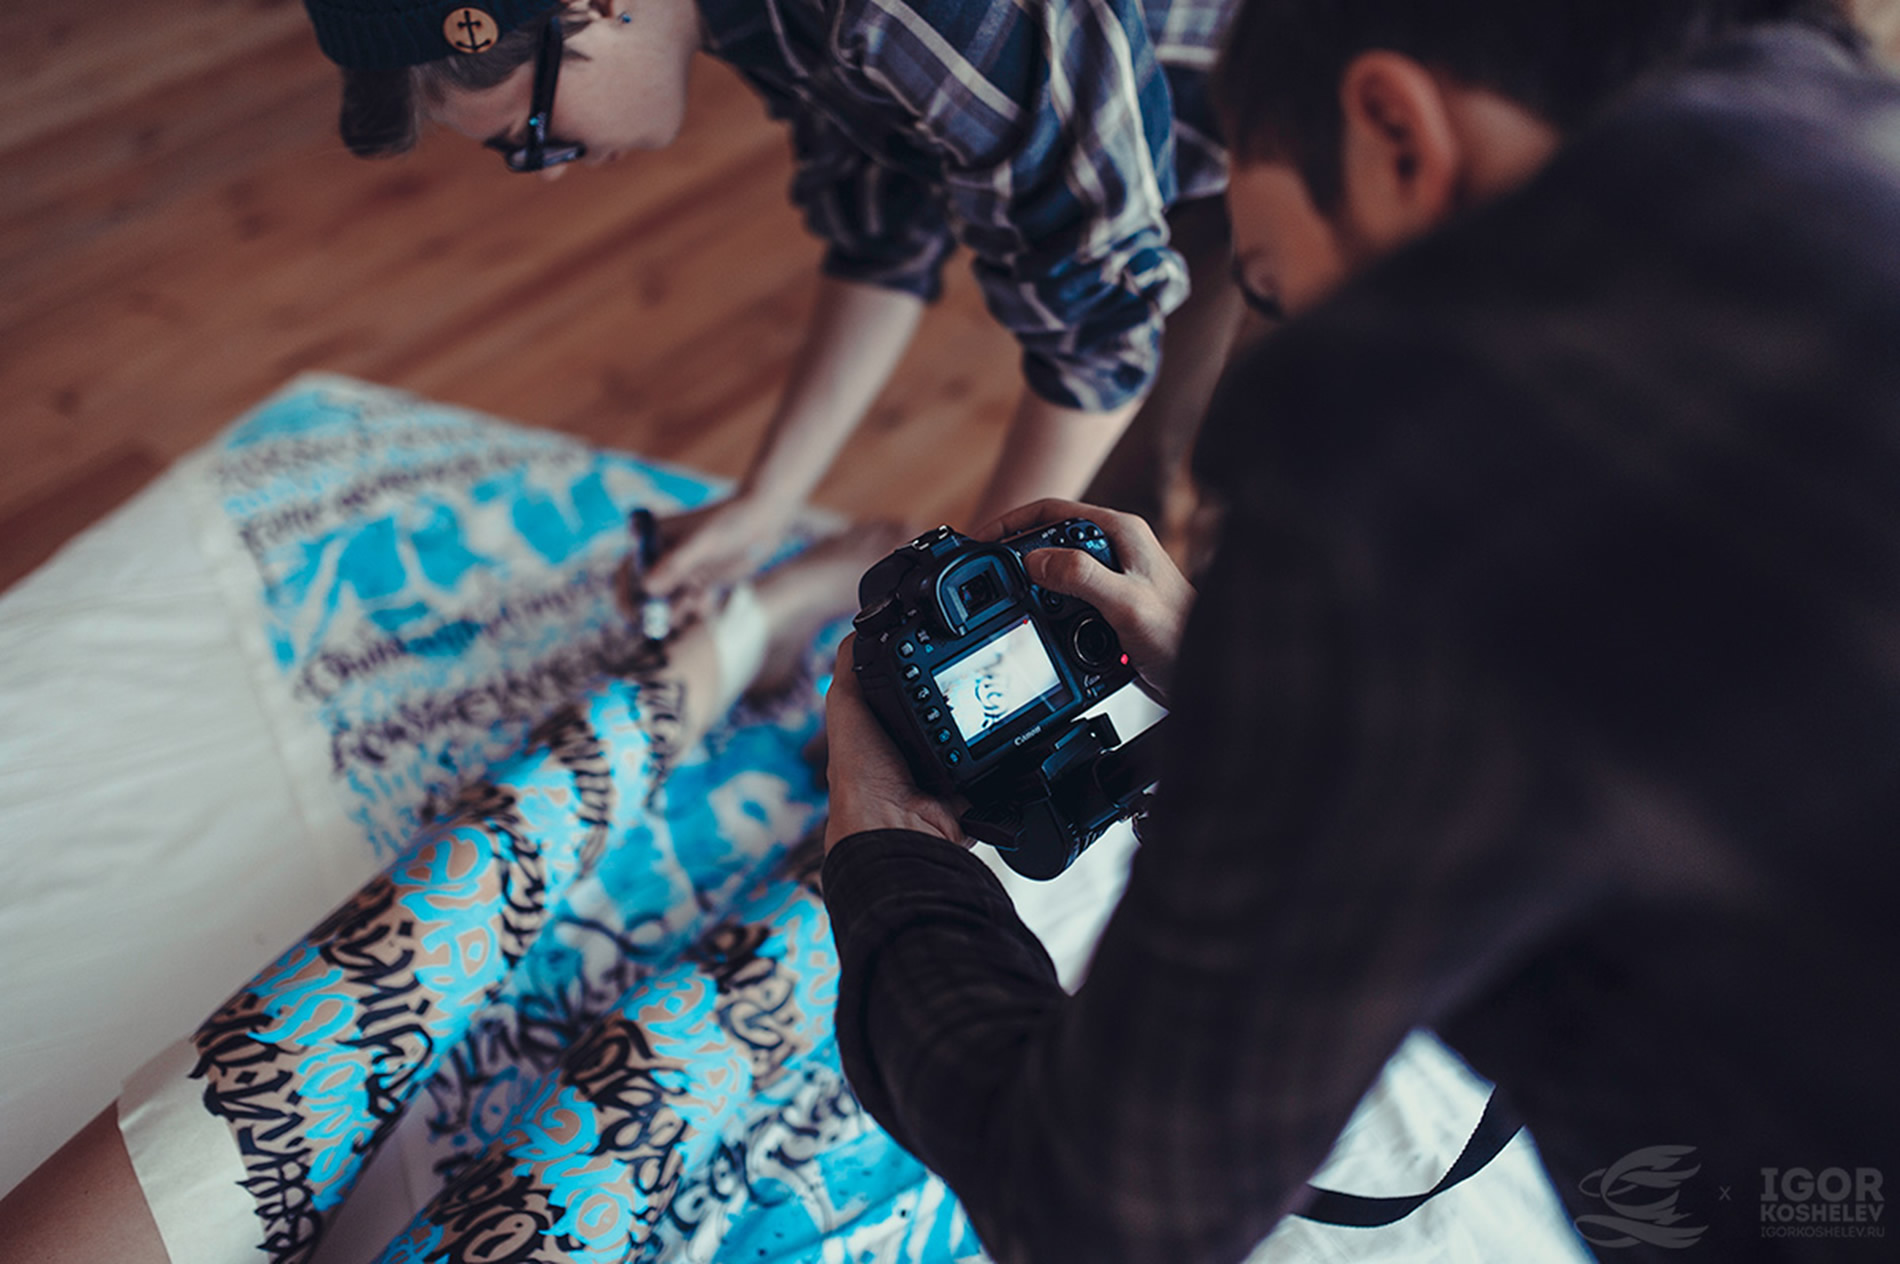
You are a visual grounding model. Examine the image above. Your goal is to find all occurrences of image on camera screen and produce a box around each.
[934,616,1064,747]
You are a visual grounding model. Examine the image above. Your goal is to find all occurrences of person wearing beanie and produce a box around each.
[304,0,1244,602]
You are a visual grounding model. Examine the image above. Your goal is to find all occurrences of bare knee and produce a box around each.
[0,1106,170,1264]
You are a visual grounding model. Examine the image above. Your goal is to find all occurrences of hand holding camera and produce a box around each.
[975,499,1195,701]
[828,503,1192,879]
[823,653,974,852]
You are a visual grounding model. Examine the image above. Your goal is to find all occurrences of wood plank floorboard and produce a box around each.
[0,446,166,594]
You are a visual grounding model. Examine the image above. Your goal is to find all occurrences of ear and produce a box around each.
[1335,51,1463,255]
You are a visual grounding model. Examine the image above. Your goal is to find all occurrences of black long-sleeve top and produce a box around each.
[823,27,1900,1263]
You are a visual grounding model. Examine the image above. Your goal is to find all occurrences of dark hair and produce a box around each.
[337,7,591,157]
[1212,0,1861,210]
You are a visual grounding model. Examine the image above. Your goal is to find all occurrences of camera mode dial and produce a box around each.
[1070,616,1119,669]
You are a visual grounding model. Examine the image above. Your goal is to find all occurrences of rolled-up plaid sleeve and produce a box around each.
[789,107,960,301]
[820,0,1191,412]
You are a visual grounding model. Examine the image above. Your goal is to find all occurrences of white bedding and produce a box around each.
[0,461,373,1198]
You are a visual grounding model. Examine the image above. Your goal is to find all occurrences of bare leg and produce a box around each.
[746,521,909,696]
[1083,196,1248,557]
[0,1108,167,1264]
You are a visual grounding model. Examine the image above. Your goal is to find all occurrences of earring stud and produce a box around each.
[618,10,632,21]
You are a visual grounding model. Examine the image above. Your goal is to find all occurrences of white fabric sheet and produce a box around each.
[0,460,370,1202]
[119,1037,258,1263]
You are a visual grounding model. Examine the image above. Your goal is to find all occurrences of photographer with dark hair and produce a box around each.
[819,1,1900,1259]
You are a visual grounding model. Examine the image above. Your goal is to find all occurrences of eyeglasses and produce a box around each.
[483,17,586,174]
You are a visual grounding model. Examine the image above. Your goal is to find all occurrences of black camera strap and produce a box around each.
[1099,711,1519,1231]
[1293,1090,1522,1228]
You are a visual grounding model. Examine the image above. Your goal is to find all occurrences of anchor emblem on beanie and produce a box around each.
[444,6,501,53]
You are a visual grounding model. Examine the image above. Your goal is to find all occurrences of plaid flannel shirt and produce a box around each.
[699,0,1234,412]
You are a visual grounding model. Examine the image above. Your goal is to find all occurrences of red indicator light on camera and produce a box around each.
[1120,654,1129,665]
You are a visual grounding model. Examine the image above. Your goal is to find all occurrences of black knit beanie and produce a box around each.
[302,0,562,69]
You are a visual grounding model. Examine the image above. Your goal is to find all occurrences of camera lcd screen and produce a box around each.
[934,616,1066,749]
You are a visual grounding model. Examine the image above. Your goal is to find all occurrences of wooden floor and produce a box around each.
[4,0,1899,594]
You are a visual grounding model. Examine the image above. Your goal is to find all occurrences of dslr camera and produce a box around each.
[851,520,1165,879]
